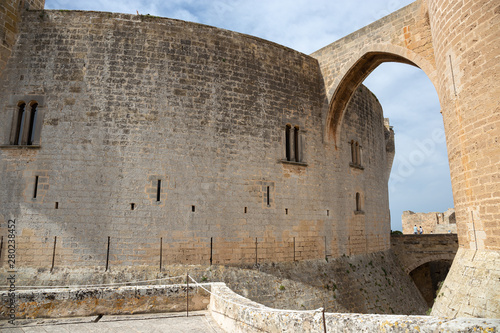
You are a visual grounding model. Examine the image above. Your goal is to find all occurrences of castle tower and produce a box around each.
[426,0,500,318]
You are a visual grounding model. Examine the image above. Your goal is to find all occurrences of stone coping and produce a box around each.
[209,283,500,333]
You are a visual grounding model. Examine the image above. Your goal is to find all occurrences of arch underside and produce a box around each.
[326,51,430,145]
[405,253,456,275]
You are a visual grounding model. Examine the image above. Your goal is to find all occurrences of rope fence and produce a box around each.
[0,271,328,331]
[0,274,186,289]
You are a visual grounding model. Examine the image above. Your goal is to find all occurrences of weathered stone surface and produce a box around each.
[391,234,458,274]
[0,0,45,76]
[431,248,500,319]
[0,283,210,319]
[0,9,391,271]
[209,283,500,332]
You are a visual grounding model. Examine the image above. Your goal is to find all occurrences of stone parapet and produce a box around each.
[209,283,500,332]
[391,234,458,273]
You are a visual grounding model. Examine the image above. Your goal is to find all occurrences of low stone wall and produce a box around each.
[0,283,210,319]
[209,283,500,332]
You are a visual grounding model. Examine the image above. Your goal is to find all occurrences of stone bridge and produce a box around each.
[391,234,458,306]
[391,234,458,274]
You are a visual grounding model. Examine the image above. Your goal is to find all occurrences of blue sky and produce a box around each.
[44,0,455,231]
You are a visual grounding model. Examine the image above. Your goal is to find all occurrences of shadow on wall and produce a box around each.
[409,259,452,307]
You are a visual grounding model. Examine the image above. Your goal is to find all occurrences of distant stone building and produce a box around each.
[402,209,456,234]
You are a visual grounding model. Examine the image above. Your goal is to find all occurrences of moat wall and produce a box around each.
[0,250,427,318]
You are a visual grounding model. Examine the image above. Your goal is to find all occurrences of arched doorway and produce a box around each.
[409,259,453,307]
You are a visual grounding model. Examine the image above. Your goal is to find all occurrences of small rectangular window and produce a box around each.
[294,126,299,162]
[192,205,195,212]
[33,176,39,198]
[157,180,161,202]
[266,186,270,206]
[55,202,59,209]
[285,125,291,161]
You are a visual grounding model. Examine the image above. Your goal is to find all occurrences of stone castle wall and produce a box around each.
[402,208,456,234]
[0,0,45,76]
[0,10,393,271]
[425,0,500,318]
[0,0,498,320]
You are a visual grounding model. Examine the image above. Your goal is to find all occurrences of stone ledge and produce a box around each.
[0,145,41,149]
[349,162,364,170]
[279,159,308,167]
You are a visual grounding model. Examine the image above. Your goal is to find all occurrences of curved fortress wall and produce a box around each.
[0,10,392,269]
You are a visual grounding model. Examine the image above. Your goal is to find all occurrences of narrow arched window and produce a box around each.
[285,124,291,161]
[350,140,356,163]
[15,103,26,145]
[294,126,300,162]
[356,192,361,211]
[355,141,360,165]
[8,98,44,146]
[27,103,38,145]
[350,140,362,166]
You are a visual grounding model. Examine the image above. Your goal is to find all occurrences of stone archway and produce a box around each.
[313,0,500,318]
[311,0,437,145]
[323,47,438,144]
[409,259,453,307]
